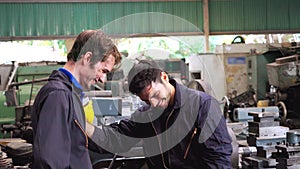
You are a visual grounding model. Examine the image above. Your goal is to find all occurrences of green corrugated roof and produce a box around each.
[0,0,300,40]
[209,0,300,34]
[0,1,203,39]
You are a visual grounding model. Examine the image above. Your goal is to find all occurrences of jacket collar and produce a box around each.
[57,68,84,101]
[58,68,82,91]
[169,79,182,110]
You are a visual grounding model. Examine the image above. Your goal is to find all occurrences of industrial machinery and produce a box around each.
[222,88,257,122]
[0,62,64,168]
[241,111,289,169]
[221,45,300,127]
[215,43,269,97]
[266,54,300,127]
[1,62,63,140]
[276,129,300,168]
[189,53,226,100]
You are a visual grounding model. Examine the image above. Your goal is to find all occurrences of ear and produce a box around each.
[82,52,92,65]
[160,72,169,83]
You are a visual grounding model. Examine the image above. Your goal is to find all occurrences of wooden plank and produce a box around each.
[275,55,298,64]
[0,138,26,147]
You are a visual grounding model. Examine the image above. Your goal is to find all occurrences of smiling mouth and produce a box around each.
[154,101,161,107]
[93,78,102,84]
[155,98,166,107]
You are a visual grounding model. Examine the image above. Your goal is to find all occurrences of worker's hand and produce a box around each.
[86,121,95,137]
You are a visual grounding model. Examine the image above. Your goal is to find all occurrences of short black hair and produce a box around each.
[128,59,163,94]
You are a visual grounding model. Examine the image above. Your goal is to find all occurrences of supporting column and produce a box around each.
[203,0,210,52]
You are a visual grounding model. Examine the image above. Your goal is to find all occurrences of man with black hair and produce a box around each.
[86,59,233,168]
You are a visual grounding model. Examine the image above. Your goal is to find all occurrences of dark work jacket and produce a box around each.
[31,70,92,169]
[91,79,233,169]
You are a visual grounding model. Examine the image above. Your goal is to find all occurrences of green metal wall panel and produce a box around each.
[1,3,75,37]
[102,1,203,35]
[210,0,244,32]
[2,0,299,38]
[172,2,202,33]
[266,0,289,30]
[243,0,267,31]
[289,0,300,30]
[209,0,300,34]
[0,1,203,39]
[121,2,151,34]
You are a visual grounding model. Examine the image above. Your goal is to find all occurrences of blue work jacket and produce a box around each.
[31,70,92,169]
[91,79,233,169]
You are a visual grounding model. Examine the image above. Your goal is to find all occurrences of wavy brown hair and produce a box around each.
[67,30,121,67]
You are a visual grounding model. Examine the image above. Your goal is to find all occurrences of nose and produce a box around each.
[149,98,159,107]
[96,72,106,83]
[97,76,104,83]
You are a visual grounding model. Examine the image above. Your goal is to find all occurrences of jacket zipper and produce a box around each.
[165,109,175,168]
[148,114,170,169]
[184,127,197,159]
[74,119,89,148]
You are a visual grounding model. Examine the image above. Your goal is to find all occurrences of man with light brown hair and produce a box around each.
[31,30,121,169]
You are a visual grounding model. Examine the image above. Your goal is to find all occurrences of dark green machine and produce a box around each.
[247,50,283,100]
[0,62,64,138]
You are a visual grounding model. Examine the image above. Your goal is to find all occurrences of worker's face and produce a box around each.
[137,73,171,109]
[80,54,115,90]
